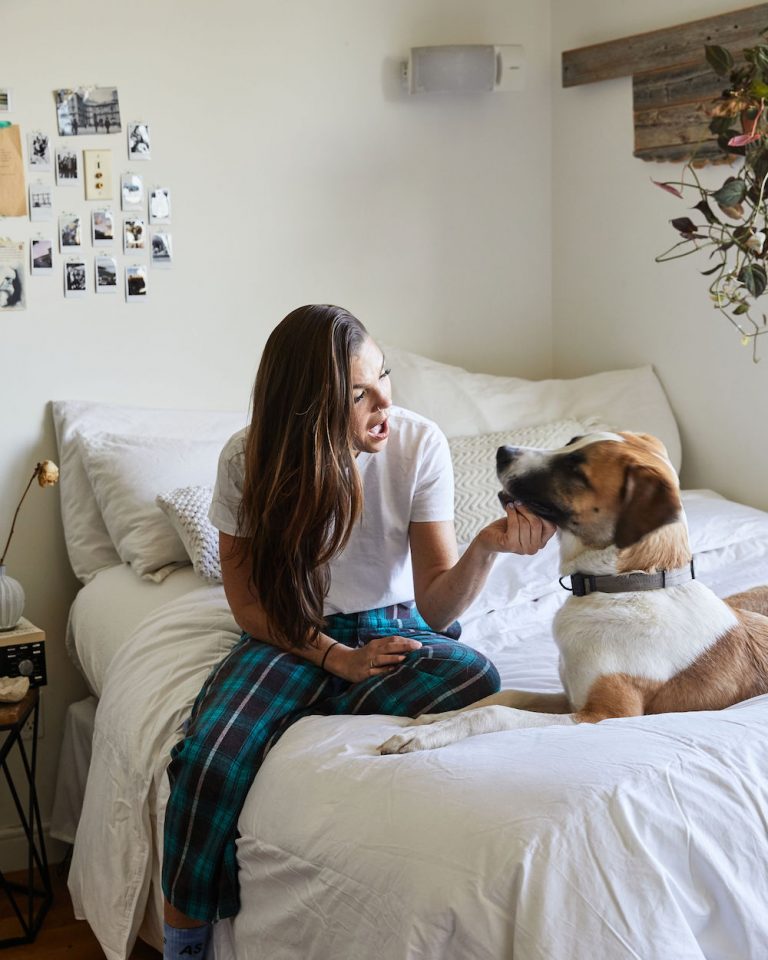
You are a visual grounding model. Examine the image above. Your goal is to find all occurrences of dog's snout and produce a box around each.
[496,445,520,471]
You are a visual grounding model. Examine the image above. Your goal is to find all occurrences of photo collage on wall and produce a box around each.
[0,83,174,310]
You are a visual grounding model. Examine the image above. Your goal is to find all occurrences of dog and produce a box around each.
[380,431,768,755]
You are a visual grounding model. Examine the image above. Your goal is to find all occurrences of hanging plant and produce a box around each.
[654,37,768,361]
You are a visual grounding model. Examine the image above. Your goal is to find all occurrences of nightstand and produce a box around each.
[0,621,51,947]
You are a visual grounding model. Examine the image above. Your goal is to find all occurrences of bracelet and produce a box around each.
[320,641,340,671]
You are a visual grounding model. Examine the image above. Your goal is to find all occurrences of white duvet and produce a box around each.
[69,492,768,960]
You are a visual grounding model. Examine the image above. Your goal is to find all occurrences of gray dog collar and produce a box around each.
[561,560,696,598]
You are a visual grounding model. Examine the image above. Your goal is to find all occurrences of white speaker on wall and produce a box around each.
[403,44,525,95]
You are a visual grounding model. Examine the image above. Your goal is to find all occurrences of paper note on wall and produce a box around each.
[0,126,27,217]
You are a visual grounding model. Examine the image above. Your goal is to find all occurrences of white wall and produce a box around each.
[0,0,552,867]
[551,0,768,507]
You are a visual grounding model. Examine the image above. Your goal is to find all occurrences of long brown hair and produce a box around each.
[237,305,367,648]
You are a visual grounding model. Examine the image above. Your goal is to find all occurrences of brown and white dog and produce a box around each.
[380,431,768,755]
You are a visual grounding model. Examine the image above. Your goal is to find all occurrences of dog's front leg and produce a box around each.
[378,704,575,755]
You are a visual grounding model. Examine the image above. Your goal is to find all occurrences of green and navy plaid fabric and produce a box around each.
[162,604,500,921]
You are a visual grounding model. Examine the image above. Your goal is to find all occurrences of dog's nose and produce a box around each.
[496,445,520,470]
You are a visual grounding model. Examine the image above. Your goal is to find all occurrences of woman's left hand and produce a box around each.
[476,502,557,555]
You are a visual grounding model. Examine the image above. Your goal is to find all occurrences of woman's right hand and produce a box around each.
[325,635,423,683]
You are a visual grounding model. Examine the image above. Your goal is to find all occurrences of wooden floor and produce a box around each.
[0,862,161,959]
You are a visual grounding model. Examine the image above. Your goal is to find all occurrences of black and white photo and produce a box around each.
[150,230,173,267]
[149,186,171,224]
[28,131,51,171]
[59,214,83,251]
[64,259,87,298]
[29,182,53,222]
[121,172,144,211]
[124,217,146,252]
[0,88,11,112]
[30,238,54,275]
[125,264,147,301]
[56,148,79,185]
[95,255,118,294]
[127,122,151,160]
[55,86,121,136]
[92,209,115,246]
[0,241,26,311]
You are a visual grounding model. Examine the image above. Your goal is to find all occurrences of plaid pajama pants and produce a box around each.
[161,603,500,921]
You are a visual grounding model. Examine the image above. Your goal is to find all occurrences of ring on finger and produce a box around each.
[370,658,375,669]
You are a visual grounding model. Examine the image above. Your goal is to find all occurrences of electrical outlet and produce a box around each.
[83,149,113,200]
[20,700,43,742]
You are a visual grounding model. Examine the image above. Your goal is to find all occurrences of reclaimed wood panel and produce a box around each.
[562,3,768,87]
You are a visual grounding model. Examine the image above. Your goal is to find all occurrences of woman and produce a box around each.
[161,304,555,959]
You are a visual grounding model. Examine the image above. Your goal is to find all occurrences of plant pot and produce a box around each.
[0,565,24,631]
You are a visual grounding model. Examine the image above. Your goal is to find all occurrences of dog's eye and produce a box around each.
[560,454,591,488]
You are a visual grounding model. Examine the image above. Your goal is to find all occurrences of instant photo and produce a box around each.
[148,187,171,224]
[55,86,121,136]
[150,230,172,268]
[125,264,147,301]
[0,240,26,311]
[127,122,151,160]
[29,182,53,222]
[121,172,144,211]
[28,131,51,171]
[92,209,115,246]
[0,89,11,112]
[95,255,118,294]
[56,148,79,185]
[59,214,82,251]
[30,238,54,275]
[64,260,87,298]
[124,217,146,252]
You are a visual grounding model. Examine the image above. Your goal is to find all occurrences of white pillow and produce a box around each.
[78,433,224,582]
[380,343,682,473]
[51,400,246,583]
[450,418,603,544]
[156,486,222,584]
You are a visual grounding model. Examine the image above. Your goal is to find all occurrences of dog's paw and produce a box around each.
[378,717,463,755]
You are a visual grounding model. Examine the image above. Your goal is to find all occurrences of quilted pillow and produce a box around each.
[449,418,606,544]
[156,486,222,583]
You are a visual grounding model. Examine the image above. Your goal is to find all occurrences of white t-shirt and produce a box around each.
[208,406,454,615]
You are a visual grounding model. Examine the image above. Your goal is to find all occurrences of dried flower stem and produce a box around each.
[0,465,41,566]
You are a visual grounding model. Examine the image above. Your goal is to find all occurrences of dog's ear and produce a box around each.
[614,464,681,549]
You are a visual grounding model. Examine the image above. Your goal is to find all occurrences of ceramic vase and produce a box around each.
[0,565,24,631]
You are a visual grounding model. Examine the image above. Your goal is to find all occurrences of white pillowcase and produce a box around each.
[450,418,603,544]
[380,343,682,473]
[78,433,224,582]
[51,400,247,584]
[156,486,222,584]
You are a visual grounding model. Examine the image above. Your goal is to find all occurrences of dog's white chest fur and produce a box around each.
[554,581,738,710]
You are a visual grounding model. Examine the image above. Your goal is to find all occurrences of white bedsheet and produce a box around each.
[68,491,768,960]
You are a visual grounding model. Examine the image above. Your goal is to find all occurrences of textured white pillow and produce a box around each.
[51,400,246,584]
[380,343,682,473]
[450,418,604,544]
[78,432,224,582]
[156,486,222,584]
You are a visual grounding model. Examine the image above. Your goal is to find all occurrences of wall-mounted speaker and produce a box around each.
[404,45,525,95]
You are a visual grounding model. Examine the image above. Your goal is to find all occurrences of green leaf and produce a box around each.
[706,44,735,77]
[694,199,720,225]
[701,264,723,276]
[739,263,767,297]
[712,178,748,206]
[733,302,751,314]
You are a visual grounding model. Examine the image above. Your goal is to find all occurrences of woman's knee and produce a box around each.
[413,642,500,699]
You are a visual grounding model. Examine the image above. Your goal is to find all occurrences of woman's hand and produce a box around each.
[476,502,557,556]
[325,635,422,682]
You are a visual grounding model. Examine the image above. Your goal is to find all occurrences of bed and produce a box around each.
[50,347,768,960]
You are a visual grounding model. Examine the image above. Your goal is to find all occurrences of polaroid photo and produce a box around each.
[55,86,121,136]
[121,172,144,211]
[124,217,146,252]
[56,148,79,186]
[92,209,115,247]
[125,264,148,302]
[0,88,12,112]
[28,131,52,171]
[150,230,172,268]
[59,214,83,252]
[29,182,53,222]
[64,259,87,298]
[148,186,171,224]
[127,122,151,161]
[0,240,26,311]
[30,238,54,275]
[95,254,118,294]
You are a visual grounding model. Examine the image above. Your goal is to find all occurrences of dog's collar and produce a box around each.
[560,560,696,598]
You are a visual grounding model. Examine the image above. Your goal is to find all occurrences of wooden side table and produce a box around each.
[0,624,51,947]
